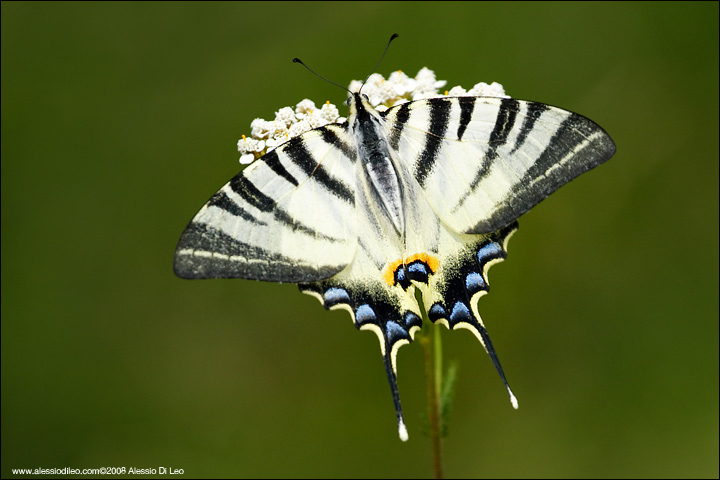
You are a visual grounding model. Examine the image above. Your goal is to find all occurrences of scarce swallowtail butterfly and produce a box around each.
[174,40,616,442]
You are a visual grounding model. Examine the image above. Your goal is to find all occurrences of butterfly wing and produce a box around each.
[383,97,616,234]
[355,95,615,430]
[175,124,358,282]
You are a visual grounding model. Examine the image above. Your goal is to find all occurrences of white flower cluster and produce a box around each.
[238,67,508,164]
[347,66,508,112]
[238,99,345,164]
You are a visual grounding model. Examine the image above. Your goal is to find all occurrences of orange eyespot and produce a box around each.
[406,253,440,273]
[382,253,440,286]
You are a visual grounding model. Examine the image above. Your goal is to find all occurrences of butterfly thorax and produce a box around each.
[349,93,405,237]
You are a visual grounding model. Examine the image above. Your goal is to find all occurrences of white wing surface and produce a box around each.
[175,125,358,282]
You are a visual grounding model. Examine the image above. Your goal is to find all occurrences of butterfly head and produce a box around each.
[346,92,384,132]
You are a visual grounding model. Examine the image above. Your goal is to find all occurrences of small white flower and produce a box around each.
[368,82,400,107]
[364,73,385,88]
[447,86,468,96]
[306,111,328,129]
[487,81,509,98]
[412,67,447,97]
[319,101,340,122]
[239,153,255,164]
[295,99,316,115]
[287,119,312,138]
[348,79,363,94]
[372,80,398,107]
[468,81,508,98]
[387,70,415,97]
[237,135,254,153]
[415,66,434,79]
[267,119,288,138]
[274,106,296,127]
[250,118,272,139]
[237,135,266,164]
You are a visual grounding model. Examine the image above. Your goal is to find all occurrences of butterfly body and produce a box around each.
[175,89,615,440]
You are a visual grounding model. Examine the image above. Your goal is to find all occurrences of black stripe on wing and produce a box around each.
[263,149,300,187]
[470,110,616,233]
[415,98,452,187]
[174,223,345,281]
[283,135,355,205]
[387,102,411,151]
[207,191,268,226]
[488,98,520,151]
[319,126,357,163]
[456,96,476,141]
[229,174,275,212]
[458,98,521,203]
[509,101,548,154]
[521,112,607,189]
[225,171,342,240]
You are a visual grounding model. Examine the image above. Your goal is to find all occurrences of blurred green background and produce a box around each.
[2,2,718,478]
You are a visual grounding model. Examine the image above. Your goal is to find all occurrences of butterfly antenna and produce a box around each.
[292,58,350,94]
[363,33,400,86]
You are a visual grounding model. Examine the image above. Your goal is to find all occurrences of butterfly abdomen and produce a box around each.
[351,92,406,236]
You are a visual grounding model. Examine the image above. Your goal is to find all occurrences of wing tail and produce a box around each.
[300,279,423,441]
[425,223,519,409]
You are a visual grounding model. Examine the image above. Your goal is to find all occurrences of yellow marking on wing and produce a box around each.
[383,258,405,285]
[405,253,440,273]
[382,253,440,286]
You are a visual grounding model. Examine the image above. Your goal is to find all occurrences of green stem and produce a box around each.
[417,290,444,479]
[434,321,443,406]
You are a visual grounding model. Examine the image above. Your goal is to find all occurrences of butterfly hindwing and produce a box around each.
[175,124,358,282]
[383,97,616,235]
[298,215,520,438]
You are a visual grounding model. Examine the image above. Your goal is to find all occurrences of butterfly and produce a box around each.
[174,68,615,441]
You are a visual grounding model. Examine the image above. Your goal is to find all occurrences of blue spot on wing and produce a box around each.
[394,266,411,289]
[390,259,434,289]
[429,303,447,321]
[324,287,351,307]
[476,241,505,266]
[355,304,377,324]
[408,263,428,274]
[465,272,488,296]
[450,301,473,324]
[407,261,430,283]
[404,311,422,330]
[385,320,410,344]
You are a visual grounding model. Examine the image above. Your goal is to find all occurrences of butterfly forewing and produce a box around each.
[175,125,358,282]
[384,97,615,235]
